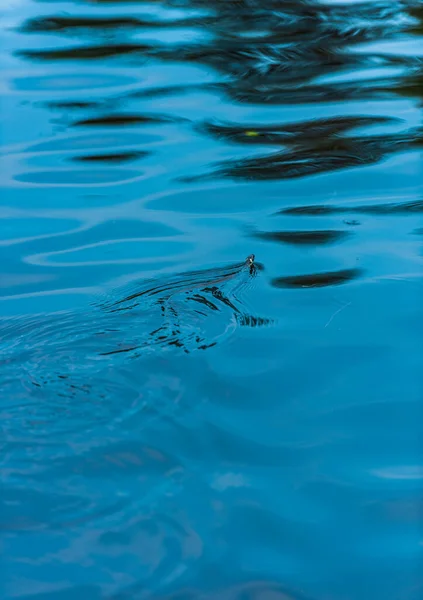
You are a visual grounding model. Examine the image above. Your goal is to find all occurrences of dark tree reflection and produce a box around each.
[18,1,422,182]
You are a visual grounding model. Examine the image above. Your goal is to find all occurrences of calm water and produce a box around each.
[1,0,423,598]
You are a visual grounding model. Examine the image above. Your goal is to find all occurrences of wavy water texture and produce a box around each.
[1,0,423,599]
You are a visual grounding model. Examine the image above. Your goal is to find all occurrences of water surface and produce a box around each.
[1,1,423,599]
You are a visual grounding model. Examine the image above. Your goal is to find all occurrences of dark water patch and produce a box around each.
[144,0,419,108]
[272,268,363,289]
[408,4,423,30]
[281,205,337,216]
[393,68,423,101]
[18,43,153,61]
[211,129,417,181]
[214,150,372,182]
[251,229,350,246]
[71,150,149,164]
[202,115,399,146]
[232,80,406,105]
[16,0,421,110]
[73,113,176,127]
[20,15,208,34]
[20,16,148,33]
[46,101,102,110]
[281,199,423,217]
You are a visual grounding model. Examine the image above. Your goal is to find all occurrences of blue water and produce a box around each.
[1,0,423,598]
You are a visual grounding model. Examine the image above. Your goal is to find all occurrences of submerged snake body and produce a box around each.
[0,255,268,398]
[95,253,259,355]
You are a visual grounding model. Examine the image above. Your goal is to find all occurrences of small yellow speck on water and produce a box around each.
[245,130,259,137]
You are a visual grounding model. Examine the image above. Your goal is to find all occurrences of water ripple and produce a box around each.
[1,0,422,598]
